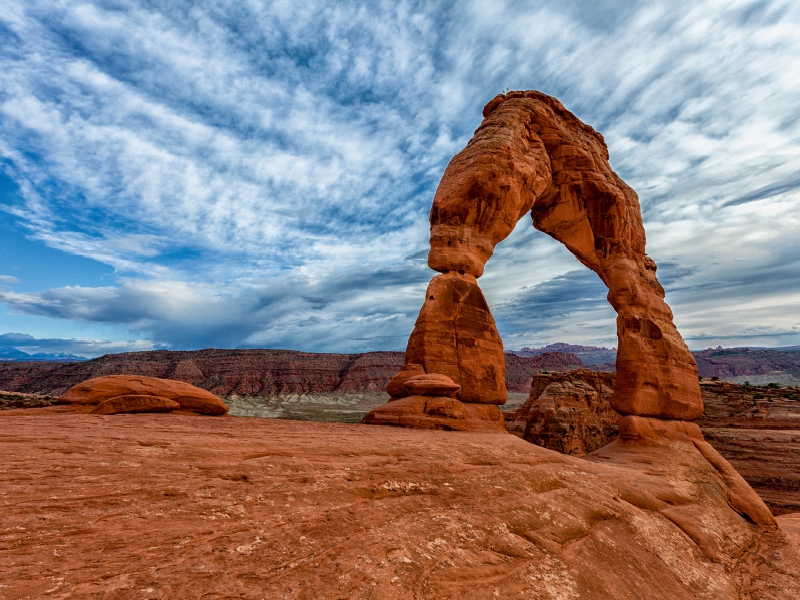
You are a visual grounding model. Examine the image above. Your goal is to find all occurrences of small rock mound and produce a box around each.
[60,375,228,416]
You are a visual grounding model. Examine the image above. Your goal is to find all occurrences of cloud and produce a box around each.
[0,275,21,284]
[0,0,799,352]
[0,261,432,352]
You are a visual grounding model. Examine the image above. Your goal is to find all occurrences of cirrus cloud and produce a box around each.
[0,0,799,353]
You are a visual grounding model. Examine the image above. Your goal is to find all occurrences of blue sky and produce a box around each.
[1,0,799,358]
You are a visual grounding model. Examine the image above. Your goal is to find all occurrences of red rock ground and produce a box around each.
[1,409,798,599]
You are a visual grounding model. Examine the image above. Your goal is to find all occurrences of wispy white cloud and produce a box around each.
[1,0,799,352]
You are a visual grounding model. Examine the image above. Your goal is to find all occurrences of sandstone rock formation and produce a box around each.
[506,370,618,455]
[402,373,461,397]
[396,272,507,404]
[508,372,800,515]
[360,395,506,432]
[1,411,797,598]
[363,372,505,431]
[367,90,703,430]
[697,379,800,515]
[59,375,228,416]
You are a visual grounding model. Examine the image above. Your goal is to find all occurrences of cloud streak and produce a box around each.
[1,0,799,352]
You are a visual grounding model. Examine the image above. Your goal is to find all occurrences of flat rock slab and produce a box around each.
[1,412,798,599]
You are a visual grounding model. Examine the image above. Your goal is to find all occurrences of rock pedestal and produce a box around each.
[362,373,505,432]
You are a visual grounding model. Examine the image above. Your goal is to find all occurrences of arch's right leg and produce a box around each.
[521,94,704,420]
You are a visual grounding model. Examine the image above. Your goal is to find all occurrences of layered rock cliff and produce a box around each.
[0,349,582,397]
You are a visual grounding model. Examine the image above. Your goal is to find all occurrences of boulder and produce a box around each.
[59,375,228,416]
[385,363,426,398]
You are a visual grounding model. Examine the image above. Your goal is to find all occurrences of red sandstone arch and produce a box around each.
[368,90,704,428]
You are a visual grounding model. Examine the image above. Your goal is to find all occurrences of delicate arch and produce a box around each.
[392,91,703,421]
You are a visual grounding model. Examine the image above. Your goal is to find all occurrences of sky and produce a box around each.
[0,0,799,358]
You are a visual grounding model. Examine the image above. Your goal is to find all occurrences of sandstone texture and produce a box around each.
[0,349,581,397]
[508,371,800,515]
[697,379,800,514]
[506,370,619,455]
[402,373,461,397]
[89,394,181,415]
[375,90,703,430]
[361,395,507,432]
[1,411,798,599]
[60,375,228,416]
[401,272,507,405]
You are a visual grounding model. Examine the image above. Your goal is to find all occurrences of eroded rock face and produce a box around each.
[402,373,461,397]
[59,375,228,416]
[506,370,619,456]
[371,90,702,428]
[89,395,181,415]
[402,272,506,404]
[509,372,800,516]
[361,395,506,432]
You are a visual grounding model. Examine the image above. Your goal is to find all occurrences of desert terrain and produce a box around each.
[2,409,799,599]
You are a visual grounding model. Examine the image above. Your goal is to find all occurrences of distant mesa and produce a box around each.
[59,375,228,416]
[510,343,617,366]
[0,348,582,398]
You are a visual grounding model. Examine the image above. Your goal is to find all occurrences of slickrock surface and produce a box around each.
[0,350,580,397]
[507,373,800,515]
[506,370,619,455]
[1,411,798,599]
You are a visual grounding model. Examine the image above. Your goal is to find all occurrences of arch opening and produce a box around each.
[369,91,703,429]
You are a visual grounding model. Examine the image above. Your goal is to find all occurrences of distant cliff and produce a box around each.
[0,348,583,397]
